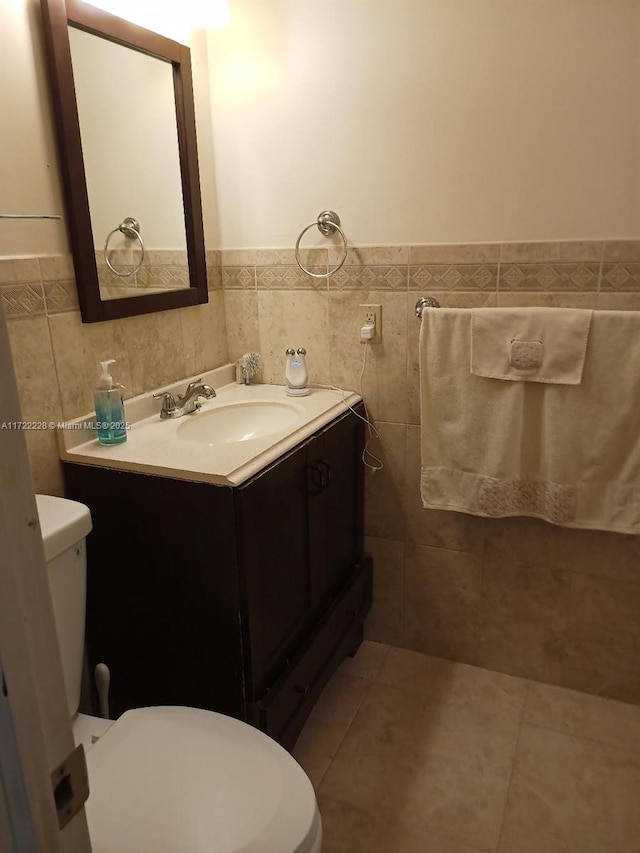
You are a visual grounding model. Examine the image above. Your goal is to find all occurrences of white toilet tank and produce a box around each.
[36,494,92,718]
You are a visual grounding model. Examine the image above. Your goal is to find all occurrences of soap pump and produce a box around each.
[285,347,310,396]
[94,359,127,445]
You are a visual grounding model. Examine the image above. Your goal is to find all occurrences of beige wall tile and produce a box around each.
[545,526,640,583]
[597,292,640,310]
[221,249,260,266]
[329,290,408,422]
[603,240,640,262]
[0,257,42,283]
[410,243,500,264]
[564,573,640,678]
[120,310,187,396]
[557,657,640,707]
[7,315,65,494]
[363,537,404,646]
[257,290,330,385]
[47,311,132,420]
[404,543,482,662]
[363,422,406,541]
[256,248,327,266]
[223,289,260,361]
[498,724,640,853]
[476,558,571,683]
[330,245,409,266]
[38,254,74,281]
[524,681,640,753]
[24,429,65,496]
[7,316,63,422]
[178,293,229,378]
[500,241,603,263]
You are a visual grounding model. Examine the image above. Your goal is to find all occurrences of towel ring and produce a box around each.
[104,217,145,277]
[415,296,441,318]
[294,210,348,279]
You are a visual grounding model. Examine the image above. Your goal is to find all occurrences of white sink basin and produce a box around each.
[176,401,305,445]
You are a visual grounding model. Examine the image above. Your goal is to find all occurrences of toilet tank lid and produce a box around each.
[35,495,92,562]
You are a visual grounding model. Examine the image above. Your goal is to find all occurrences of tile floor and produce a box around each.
[293,641,640,853]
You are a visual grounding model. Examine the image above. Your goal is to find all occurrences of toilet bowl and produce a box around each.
[36,494,322,853]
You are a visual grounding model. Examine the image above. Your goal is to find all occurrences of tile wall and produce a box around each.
[223,239,640,705]
[1,250,227,496]
[4,238,639,705]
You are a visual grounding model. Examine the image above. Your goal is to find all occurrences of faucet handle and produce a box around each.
[153,391,176,414]
[184,379,203,394]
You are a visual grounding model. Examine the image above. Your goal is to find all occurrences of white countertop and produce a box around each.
[57,364,362,487]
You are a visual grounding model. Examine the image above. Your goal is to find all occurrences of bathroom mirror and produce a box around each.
[41,0,208,322]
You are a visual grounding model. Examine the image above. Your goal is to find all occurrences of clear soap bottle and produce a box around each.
[94,359,127,445]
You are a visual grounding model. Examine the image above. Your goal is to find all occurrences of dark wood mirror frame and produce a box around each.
[41,0,208,323]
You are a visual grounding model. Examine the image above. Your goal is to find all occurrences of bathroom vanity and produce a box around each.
[61,375,371,750]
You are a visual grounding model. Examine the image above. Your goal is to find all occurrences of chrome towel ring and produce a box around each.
[294,210,348,279]
[104,217,145,277]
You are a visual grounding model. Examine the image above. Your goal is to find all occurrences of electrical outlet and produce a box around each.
[358,304,382,343]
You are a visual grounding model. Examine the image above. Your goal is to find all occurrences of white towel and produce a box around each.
[419,308,640,534]
[471,307,592,384]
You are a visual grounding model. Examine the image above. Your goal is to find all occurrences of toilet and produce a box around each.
[36,494,322,853]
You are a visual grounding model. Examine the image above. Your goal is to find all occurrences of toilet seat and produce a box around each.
[84,706,322,853]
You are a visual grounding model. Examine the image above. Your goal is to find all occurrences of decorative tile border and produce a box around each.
[3,240,640,315]
[499,263,600,292]
[223,266,255,290]
[330,265,407,291]
[1,282,46,318]
[409,264,498,291]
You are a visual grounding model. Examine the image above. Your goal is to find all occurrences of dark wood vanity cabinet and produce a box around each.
[64,406,371,750]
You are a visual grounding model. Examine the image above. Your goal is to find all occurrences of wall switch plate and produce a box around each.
[358,304,382,343]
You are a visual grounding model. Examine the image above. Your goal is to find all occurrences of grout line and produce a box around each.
[495,679,530,852]
[496,243,503,307]
[520,718,640,756]
[596,240,604,309]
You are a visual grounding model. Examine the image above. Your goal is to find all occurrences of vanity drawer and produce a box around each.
[253,558,372,750]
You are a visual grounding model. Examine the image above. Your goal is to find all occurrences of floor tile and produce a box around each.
[377,646,528,716]
[523,680,640,753]
[498,723,640,853]
[292,674,371,788]
[320,680,520,851]
[318,795,487,853]
[336,640,391,681]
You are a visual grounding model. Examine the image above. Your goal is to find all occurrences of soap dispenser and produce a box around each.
[285,347,310,396]
[94,359,127,445]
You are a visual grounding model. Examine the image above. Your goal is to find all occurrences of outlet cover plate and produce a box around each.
[358,304,382,343]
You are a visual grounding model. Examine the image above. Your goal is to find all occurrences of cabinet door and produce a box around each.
[308,408,365,609]
[235,440,313,697]
[64,465,245,720]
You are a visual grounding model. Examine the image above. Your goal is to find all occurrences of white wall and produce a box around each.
[207,0,640,248]
[0,0,220,258]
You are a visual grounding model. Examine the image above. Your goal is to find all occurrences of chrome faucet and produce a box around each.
[153,380,216,419]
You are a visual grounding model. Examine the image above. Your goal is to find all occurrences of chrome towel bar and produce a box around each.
[415,296,441,318]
